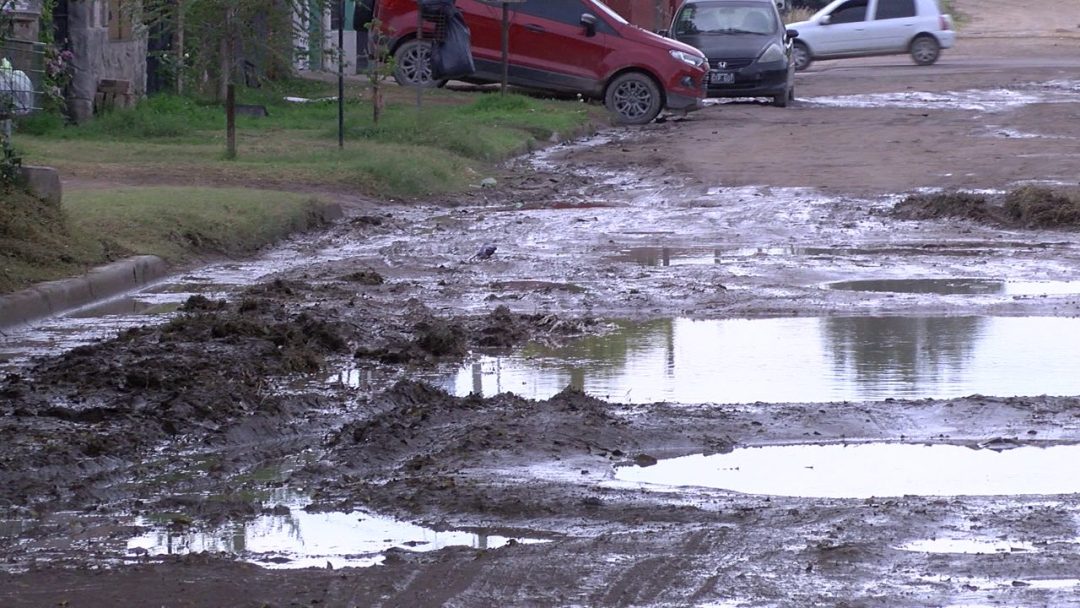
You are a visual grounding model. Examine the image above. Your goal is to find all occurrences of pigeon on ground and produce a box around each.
[473,243,497,261]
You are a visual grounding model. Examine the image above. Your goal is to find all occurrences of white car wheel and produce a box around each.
[792,42,812,71]
[910,35,941,66]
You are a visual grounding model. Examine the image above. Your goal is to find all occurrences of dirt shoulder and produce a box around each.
[2,25,1080,608]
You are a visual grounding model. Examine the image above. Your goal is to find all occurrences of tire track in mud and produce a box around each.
[374,556,484,607]
[594,528,731,607]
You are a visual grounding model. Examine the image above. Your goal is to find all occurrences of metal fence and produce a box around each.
[0,39,45,118]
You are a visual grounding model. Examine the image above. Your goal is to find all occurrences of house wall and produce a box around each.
[604,0,678,32]
[65,0,146,123]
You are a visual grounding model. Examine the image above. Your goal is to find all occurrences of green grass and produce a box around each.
[0,187,102,293]
[2,78,599,293]
[16,83,590,154]
[65,187,331,262]
[1,186,330,293]
[14,85,593,197]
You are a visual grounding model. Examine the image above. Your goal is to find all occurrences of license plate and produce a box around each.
[709,71,734,85]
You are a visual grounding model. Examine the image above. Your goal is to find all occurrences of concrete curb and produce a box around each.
[0,255,169,330]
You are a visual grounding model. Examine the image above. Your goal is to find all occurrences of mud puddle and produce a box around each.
[827,278,1080,296]
[2,494,545,571]
[612,443,1080,498]
[803,80,1080,112]
[126,496,544,569]
[608,245,1068,267]
[432,316,1080,404]
[898,539,1040,554]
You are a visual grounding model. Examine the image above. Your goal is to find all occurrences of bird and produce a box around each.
[472,243,497,261]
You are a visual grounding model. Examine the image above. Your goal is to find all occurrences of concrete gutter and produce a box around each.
[0,255,169,330]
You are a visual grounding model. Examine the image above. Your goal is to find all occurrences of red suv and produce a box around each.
[376,0,709,124]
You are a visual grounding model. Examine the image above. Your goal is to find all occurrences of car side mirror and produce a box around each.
[657,28,671,37]
[786,28,799,39]
[819,14,832,25]
[581,13,597,37]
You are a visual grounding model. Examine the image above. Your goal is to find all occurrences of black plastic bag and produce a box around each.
[432,9,475,80]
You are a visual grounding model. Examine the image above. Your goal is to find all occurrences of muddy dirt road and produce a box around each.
[3,7,1080,607]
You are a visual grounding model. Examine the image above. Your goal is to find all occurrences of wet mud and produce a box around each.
[893,186,1080,229]
[4,31,1080,608]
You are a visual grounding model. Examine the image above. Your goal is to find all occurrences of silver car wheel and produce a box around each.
[910,36,941,66]
[792,42,811,71]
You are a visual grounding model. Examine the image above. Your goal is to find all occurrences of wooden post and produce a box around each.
[338,0,345,148]
[226,84,236,159]
[176,0,185,95]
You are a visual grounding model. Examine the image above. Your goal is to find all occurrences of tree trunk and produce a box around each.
[175,0,185,95]
[218,6,233,101]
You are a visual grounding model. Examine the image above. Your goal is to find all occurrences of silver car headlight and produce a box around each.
[669,49,706,68]
[758,43,785,63]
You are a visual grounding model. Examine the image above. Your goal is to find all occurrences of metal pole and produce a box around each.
[500,2,509,94]
[415,0,423,110]
[338,0,345,148]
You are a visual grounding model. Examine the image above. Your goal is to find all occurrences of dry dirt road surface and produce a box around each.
[2,2,1080,607]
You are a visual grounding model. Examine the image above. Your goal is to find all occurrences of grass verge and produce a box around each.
[1,186,331,294]
[3,79,600,294]
[15,83,596,197]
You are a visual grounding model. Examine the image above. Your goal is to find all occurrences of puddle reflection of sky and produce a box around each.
[440,316,1080,404]
[127,501,542,569]
[613,443,1080,498]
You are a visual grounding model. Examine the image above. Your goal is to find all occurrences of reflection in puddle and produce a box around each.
[610,246,881,266]
[899,539,1038,554]
[127,501,542,569]
[612,443,1080,498]
[439,317,1080,404]
[827,278,1080,296]
[66,296,183,318]
[939,577,1080,596]
[829,278,1003,295]
[610,245,1048,267]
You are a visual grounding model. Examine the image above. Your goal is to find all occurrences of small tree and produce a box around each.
[137,0,329,101]
[0,0,22,187]
[364,18,394,124]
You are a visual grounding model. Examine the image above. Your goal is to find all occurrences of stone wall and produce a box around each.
[66,0,146,123]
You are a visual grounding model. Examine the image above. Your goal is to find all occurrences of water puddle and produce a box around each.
[435,316,1080,404]
[899,539,1039,554]
[612,443,1080,498]
[65,296,184,318]
[609,246,1060,267]
[126,500,544,569]
[804,81,1080,112]
[827,278,1080,296]
[939,577,1080,595]
[982,126,1070,140]
[609,245,885,266]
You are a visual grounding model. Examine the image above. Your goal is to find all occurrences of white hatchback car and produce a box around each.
[787,0,955,70]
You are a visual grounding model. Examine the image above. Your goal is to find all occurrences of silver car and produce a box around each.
[787,0,955,70]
